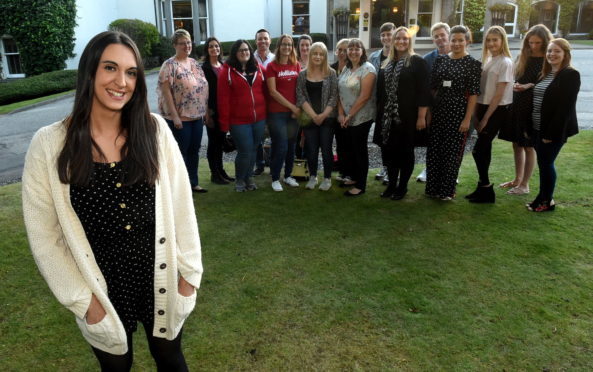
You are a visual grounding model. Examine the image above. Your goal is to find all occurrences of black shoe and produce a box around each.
[221,169,235,182]
[192,186,208,193]
[465,183,483,200]
[380,187,395,198]
[391,188,408,201]
[211,173,230,185]
[253,167,265,176]
[469,184,495,203]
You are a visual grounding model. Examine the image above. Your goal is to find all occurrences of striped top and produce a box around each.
[532,72,555,131]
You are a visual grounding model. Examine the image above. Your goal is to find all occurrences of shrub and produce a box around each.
[0,69,77,105]
[463,0,486,37]
[0,0,76,76]
[108,19,160,61]
[152,35,176,65]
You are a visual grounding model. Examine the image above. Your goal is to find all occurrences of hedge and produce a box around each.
[0,70,77,105]
[109,19,161,67]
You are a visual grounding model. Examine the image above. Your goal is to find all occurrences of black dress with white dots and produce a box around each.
[426,54,481,199]
[71,161,156,333]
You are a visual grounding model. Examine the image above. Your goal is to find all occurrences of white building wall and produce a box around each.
[309,0,328,33]
[211,0,267,41]
[66,0,156,69]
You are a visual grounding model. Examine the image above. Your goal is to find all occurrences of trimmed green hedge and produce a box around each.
[0,70,77,105]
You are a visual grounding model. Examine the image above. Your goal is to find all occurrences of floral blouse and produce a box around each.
[338,62,376,126]
[157,57,208,120]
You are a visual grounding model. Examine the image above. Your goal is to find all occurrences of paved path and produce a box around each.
[1,48,592,185]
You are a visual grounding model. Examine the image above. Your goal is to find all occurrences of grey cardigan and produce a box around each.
[296,69,338,117]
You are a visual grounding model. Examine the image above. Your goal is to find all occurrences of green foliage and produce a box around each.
[151,35,177,65]
[0,0,76,76]
[108,19,161,60]
[515,0,532,35]
[463,0,486,35]
[558,0,579,36]
[0,69,77,105]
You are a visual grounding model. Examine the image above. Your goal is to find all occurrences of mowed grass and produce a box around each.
[1,132,592,371]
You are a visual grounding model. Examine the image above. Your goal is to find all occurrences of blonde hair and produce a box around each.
[335,38,350,53]
[541,38,573,78]
[306,42,331,77]
[172,29,192,45]
[515,24,553,78]
[482,26,511,63]
[383,26,416,68]
[273,34,298,66]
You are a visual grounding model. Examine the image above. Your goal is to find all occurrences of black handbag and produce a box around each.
[222,133,236,153]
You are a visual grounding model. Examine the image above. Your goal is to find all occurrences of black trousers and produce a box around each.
[472,104,511,185]
[333,120,351,177]
[91,323,187,372]
[206,123,225,176]
[385,135,415,192]
[344,120,373,191]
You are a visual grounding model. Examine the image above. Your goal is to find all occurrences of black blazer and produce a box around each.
[375,55,431,144]
[539,67,580,143]
[201,59,221,119]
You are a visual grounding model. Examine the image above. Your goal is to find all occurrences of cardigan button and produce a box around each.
[159,288,166,294]
[159,328,166,333]
[158,310,165,315]
[159,237,166,244]
[160,263,167,269]
[116,182,122,188]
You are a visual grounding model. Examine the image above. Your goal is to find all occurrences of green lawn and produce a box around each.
[571,40,593,46]
[1,132,592,371]
[0,90,73,115]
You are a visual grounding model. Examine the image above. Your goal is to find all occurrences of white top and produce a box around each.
[255,51,275,67]
[478,55,514,105]
[22,114,203,355]
[338,61,377,126]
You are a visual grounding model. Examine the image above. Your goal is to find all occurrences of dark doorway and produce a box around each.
[371,0,406,48]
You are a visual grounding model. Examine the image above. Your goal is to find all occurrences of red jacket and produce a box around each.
[217,63,267,132]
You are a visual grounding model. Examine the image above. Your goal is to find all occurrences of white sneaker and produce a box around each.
[319,178,332,191]
[284,176,299,187]
[271,180,283,192]
[305,176,318,190]
[416,169,427,182]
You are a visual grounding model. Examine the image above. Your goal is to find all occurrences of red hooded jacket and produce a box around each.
[217,63,267,132]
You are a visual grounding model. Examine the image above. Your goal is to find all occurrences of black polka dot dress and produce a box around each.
[426,54,481,199]
[71,161,156,333]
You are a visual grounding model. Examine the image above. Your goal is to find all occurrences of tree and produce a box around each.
[0,0,77,76]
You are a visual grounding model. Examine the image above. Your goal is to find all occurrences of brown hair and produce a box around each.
[515,24,553,78]
[541,38,572,78]
[380,22,395,34]
[450,25,472,43]
[346,38,368,68]
[273,34,298,66]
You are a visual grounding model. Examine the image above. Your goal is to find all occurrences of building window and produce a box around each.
[172,0,194,38]
[159,0,210,44]
[350,0,360,38]
[417,0,434,37]
[571,1,593,33]
[455,0,465,25]
[293,0,310,34]
[1,36,24,78]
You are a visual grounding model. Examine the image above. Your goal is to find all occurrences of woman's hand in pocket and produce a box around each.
[86,294,106,325]
[178,276,195,297]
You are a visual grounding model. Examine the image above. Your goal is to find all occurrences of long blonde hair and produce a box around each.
[481,25,511,63]
[306,42,331,77]
[383,26,415,68]
[515,24,553,78]
[541,38,573,78]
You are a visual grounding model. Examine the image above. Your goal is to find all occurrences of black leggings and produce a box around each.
[206,123,225,175]
[472,104,510,185]
[91,323,187,372]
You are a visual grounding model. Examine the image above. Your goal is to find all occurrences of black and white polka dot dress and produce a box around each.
[426,54,481,199]
[71,161,156,333]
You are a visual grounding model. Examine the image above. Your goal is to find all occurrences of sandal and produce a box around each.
[507,187,529,195]
[499,181,517,189]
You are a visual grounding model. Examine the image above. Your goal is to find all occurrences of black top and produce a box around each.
[70,161,156,333]
[509,56,544,141]
[538,67,580,142]
[375,55,431,144]
[202,60,222,115]
[306,80,324,114]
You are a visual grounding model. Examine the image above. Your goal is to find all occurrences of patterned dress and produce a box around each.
[71,161,156,333]
[426,54,481,199]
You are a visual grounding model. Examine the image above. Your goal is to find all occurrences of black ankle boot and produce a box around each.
[380,184,396,198]
[469,184,495,203]
[391,187,408,201]
[220,169,235,182]
[211,172,230,185]
[465,182,483,200]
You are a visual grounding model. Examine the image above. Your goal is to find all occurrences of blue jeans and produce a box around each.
[304,119,335,178]
[230,120,266,182]
[534,133,564,202]
[268,112,298,181]
[166,118,203,188]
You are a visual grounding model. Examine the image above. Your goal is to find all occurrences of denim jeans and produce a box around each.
[534,132,564,202]
[230,120,266,182]
[268,112,299,181]
[304,119,335,179]
[166,118,203,188]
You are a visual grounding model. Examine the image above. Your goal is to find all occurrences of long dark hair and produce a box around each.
[226,39,258,73]
[58,31,159,186]
[202,36,223,65]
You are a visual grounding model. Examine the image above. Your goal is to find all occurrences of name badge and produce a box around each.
[443,80,452,87]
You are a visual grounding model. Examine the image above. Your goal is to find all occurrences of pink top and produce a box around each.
[157,57,208,119]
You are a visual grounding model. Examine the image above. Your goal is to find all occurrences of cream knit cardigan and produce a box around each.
[22,114,203,355]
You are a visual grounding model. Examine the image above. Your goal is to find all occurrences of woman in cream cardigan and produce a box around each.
[22,31,203,371]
